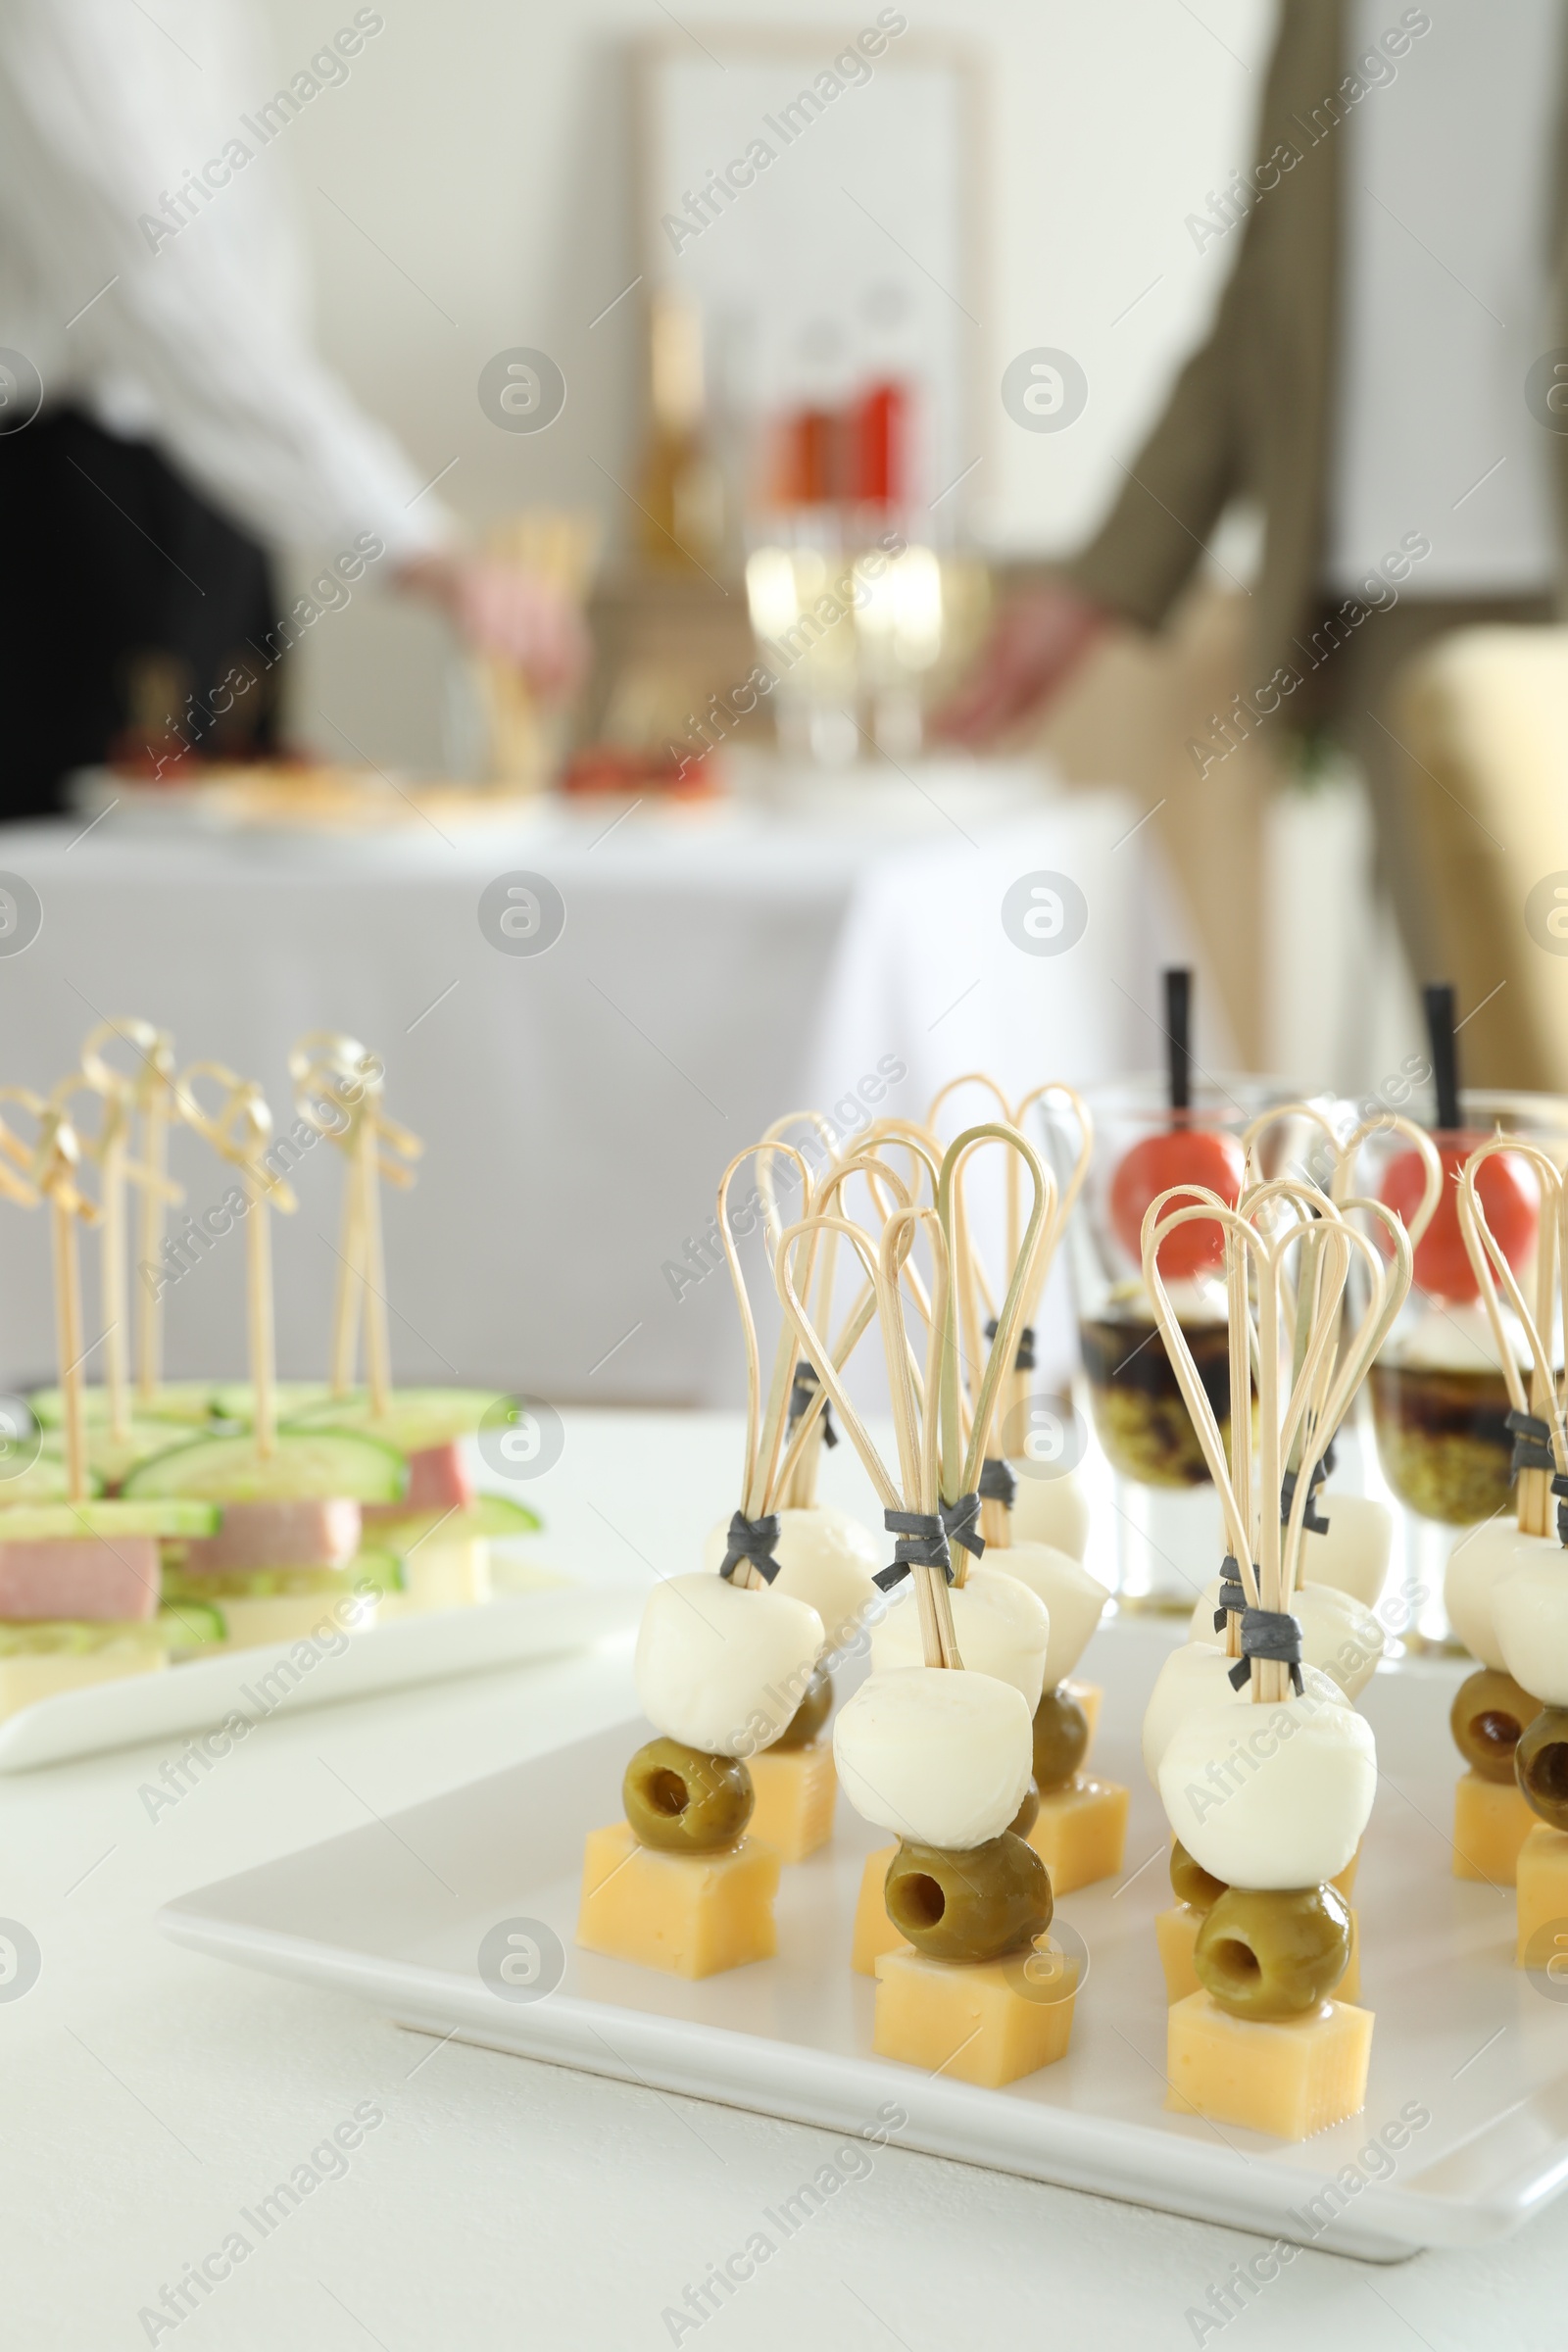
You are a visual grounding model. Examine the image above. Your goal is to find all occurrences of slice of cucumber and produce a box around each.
[27,1382,217,1429]
[372,1495,541,1551]
[0,1498,220,1540]
[163,1549,401,1600]
[0,1455,102,1505]
[157,1598,226,1649]
[42,1419,214,1494]
[286,1387,500,1452]
[0,1618,169,1657]
[211,1381,334,1425]
[122,1429,408,1504]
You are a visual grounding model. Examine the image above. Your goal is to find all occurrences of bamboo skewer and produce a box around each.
[176,1067,298,1460]
[33,1111,98,1505]
[289,1035,420,1413]
[1458,1140,1566,1532]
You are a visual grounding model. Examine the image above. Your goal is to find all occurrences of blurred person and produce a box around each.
[942,0,1562,1086]
[0,0,583,817]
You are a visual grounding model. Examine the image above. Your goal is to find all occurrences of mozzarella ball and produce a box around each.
[1445,1523,1560,1671]
[635,1574,824,1757]
[703,1504,879,1653]
[1186,1580,1383,1701]
[833,1666,1033,1848]
[1493,1551,1568,1704]
[1143,1640,1349,1786]
[1159,1690,1377,1888]
[1008,1470,1090,1561]
[989,1541,1108,1685]
[870,1563,1050,1710]
[1299,1494,1393,1609]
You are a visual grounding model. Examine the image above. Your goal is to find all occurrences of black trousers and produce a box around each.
[0,407,283,819]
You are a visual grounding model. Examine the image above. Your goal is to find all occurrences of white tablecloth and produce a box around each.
[7,1409,1553,2351]
[0,781,1196,1401]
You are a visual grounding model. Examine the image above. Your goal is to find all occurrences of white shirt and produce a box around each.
[0,0,448,563]
[1327,0,1563,595]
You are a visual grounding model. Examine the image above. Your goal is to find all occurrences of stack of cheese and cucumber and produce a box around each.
[0,1031,546,1717]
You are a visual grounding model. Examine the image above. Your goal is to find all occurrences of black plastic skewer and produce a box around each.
[1165,967,1193,1115]
[1423,982,1460,1133]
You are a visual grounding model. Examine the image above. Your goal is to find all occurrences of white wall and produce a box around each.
[259,0,1277,767]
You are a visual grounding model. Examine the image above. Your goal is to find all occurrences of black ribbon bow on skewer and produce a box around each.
[1228,1605,1304,1696]
[1279,1463,1331,1537]
[1508,1409,1555,1478]
[787,1358,838,1448]
[1549,1472,1568,1547]
[718,1510,783,1585]
[1212,1554,1248,1633]
[940,1492,984,1560]
[984,1317,1036,1373]
[978,1456,1017,1510]
[874,1508,954,1592]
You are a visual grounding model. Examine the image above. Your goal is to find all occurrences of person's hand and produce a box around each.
[934,580,1108,746]
[398,554,590,699]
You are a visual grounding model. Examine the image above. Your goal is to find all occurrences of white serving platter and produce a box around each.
[0,1585,643,1772]
[158,1618,1568,2260]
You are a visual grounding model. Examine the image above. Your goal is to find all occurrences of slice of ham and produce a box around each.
[179,1498,362,1578]
[364,1441,472,1525]
[0,1535,160,1621]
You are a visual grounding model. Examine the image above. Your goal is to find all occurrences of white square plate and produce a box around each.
[157,1619,1568,2259]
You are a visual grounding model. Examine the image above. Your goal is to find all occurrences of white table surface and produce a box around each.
[0,780,1201,1406]
[10,1409,1565,2350]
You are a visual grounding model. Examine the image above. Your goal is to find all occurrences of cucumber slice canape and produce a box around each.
[0,1499,220,1540]
[27,1382,219,1429]
[284,1388,500,1453]
[0,1455,104,1505]
[122,1429,408,1503]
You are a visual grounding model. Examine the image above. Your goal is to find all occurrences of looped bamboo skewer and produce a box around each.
[78,1019,181,1408]
[935,1124,1054,1560]
[754,1111,843,1509]
[716,1140,815,1583]
[1143,1185,1355,1699]
[51,1054,179,1446]
[1457,1139,1564,1536]
[776,1202,961,1668]
[287,1034,419,1411]
[176,1064,297,1460]
[30,1107,99,1505]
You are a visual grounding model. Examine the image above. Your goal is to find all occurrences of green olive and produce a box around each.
[1451,1666,1537,1782]
[1516,1706,1568,1829]
[885,1832,1052,1963]
[1194,1884,1350,2021]
[623,1737,754,1853]
[771,1665,831,1750]
[1007,1778,1041,1840]
[1032,1683,1090,1792]
[1169,1838,1226,1912]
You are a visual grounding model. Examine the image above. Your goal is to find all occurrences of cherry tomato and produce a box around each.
[1110,1129,1246,1279]
[1381,1138,1538,1302]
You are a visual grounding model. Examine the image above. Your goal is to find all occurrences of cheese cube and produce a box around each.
[873,1945,1077,2086]
[851,1844,907,1976]
[0,1646,166,1717]
[1454,1772,1538,1886]
[1064,1677,1102,1751]
[747,1741,836,1863]
[1516,1822,1568,1969]
[1027,1775,1128,1893]
[1166,1991,1374,2140]
[576,1822,780,1979]
[1155,1903,1359,2005]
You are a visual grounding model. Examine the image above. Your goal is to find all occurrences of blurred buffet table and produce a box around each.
[0,775,1202,1400]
